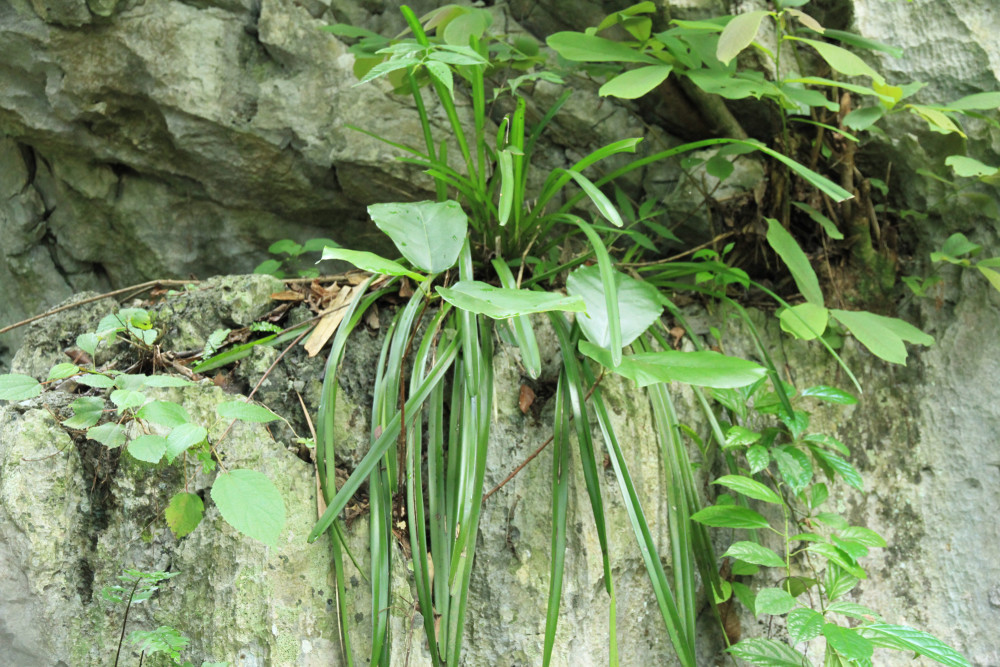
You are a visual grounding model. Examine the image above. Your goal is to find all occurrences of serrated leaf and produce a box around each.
[713,474,783,504]
[724,425,762,448]
[165,424,207,464]
[727,637,808,667]
[767,218,823,306]
[717,10,770,64]
[165,492,204,539]
[747,444,769,474]
[368,200,467,273]
[110,389,146,413]
[63,396,106,429]
[137,401,191,428]
[772,446,812,495]
[211,469,286,547]
[128,435,167,464]
[723,541,785,567]
[808,543,867,579]
[691,504,770,529]
[320,247,424,281]
[755,587,797,615]
[216,400,279,423]
[812,448,864,490]
[787,607,824,644]
[823,623,874,662]
[88,422,127,449]
[47,363,81,381]
[435,281,585,319]
[857,624,971,667]
[0,374,42,401]
[803,433,850,456]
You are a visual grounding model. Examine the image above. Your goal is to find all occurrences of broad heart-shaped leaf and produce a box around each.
[216,400,279,423]
[713,474,783,504]
[367,200,467,273]
[723,541,785,568]
[0,374,42,401]
[823,623,873,662]
[727,637,807,666]
[320,247,424,282]
[766,218,823,306]
[165,423,208,464]
[858,624,971,667]
[755,587,797,616]
[580,341,767,389]
[435,281,585,319]
[599,65,673,99]
[717,10,770,64]
[165,492,204,539]
[546,31,661,64]
[567,265,661,349]
[127,435,167,464]
[691,504,769,529]
[211,469,286,547]
[779,302,829,340]
[831,309,934,365]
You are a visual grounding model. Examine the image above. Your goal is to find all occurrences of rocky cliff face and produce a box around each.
[1,0,999,665]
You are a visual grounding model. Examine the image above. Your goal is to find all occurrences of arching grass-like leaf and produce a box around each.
[436,281,585,319]
[368,200,468,273]
[494,259,542,379]
[211,469,286,547]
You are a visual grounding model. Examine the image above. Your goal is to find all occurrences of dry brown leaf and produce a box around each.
[303,285,353,357]
[270,290,305,301]
[518,384,536,414]
[365,307,380,330]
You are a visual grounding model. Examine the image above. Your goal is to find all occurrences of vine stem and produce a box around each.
[114,577,143,667]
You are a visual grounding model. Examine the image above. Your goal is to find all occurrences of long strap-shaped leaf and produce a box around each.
[492,258,542,378]
[543,369,572,666]
[579,362,696,667]
[308,332,459,542]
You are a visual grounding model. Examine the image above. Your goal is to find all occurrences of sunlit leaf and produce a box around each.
[0,374,42,401]
[723,541,785,567]
[128,435,167,464]
[713,475,783,504]
[823,623,873,662]
[717,10,770,64]
[787,607,824,644]
[779,303,829,340]
[788,37,884,83]
[136,401,191,428]
[599,65,673,99]
[88,422,127,449]
[216,400,280,423]
[831,309,934,365]
[165,424,208,464]
[691,505,769,529]
[547,31,661,64]
[568,265,661,349]
[368,200,467,273]
[320,247,424,281]
[63,396,105,429]
[755,587,796,615]
[857,624,971,666]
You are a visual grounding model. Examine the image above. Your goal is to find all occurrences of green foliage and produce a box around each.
[0,308,286,547]
[254,237,339,278]
[304,2,982,665]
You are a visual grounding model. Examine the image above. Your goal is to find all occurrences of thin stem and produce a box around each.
[114,578,143,667]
